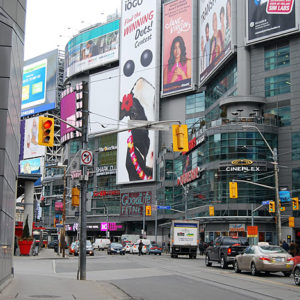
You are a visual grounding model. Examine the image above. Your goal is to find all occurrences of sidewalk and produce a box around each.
[0,249,132,300]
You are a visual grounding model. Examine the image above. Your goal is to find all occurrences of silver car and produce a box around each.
[234,242,294,276]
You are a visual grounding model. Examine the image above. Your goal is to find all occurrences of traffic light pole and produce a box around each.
[79,82,89,280]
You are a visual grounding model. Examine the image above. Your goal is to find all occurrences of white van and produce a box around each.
[93,238,111,250]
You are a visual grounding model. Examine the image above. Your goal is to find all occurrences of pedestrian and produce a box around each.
[282,240,289,252]
[138,240,143,256]
[199,241,204,256]
[289,240,297,257]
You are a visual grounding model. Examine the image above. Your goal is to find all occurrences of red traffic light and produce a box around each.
[43,120,52,129]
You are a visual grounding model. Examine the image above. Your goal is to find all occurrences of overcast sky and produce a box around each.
[24,0,121,60]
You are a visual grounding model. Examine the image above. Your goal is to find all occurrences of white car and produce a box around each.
[130,241,148,254]
[92,238,111,250]
[124,243,133,253]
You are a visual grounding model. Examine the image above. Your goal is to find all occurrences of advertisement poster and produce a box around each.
[120,192,152,216]
[60,92,77,143]
[21,50,58,117]
[23,116,46,159]
[117,0,160,184]
[199,0,232,83]
[20,157,43,186]
[64,20,119,79]
[247,0,296,43]
[162,0,193,96]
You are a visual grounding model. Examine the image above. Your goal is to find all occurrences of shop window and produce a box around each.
[265,44,290,71]
[265,73,290,97]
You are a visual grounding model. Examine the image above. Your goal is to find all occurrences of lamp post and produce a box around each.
[167,171,188,220]
[242,125,281,245]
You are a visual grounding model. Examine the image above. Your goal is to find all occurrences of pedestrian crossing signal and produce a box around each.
[145,205,151,216]
[209,206,214,216]
[72,187,80,207]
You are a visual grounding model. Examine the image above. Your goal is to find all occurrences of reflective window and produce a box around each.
[186,92,205,114]
[265,44,290,71]
[265,106,290,127]
[265,73,290,97]
[292,133,300,160]
[70,140,81,154]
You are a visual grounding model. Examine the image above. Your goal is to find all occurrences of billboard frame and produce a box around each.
[161,0,197,98]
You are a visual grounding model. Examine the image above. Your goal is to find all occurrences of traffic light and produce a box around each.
[38,117,54,146]
[289,217,295,228]
[292,197,299,210]
[172,124,189,152]
[145,205,152,216]
[269,201,275,213]
[72,187,80,207]
[229,182,238,198]
[209,206,214,216]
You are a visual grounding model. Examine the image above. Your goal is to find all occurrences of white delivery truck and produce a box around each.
[170,220,199,259]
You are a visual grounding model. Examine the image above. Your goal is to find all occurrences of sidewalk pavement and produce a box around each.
[0,249,132,300]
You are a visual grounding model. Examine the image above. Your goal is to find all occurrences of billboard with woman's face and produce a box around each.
[199,0,233,84]
[162,0,194,96]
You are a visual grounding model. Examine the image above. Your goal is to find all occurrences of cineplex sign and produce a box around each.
[220,160,267,172]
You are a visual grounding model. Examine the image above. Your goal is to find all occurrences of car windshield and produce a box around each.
[86,241,92,246]
[259,246,287,253]
[111,243,122,248]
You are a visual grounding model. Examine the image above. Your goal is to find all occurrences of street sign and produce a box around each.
[279,190,291,202]
[262,200,270,205]
[157,205,171,210]
[80,150,93,166]
[247,226,258,238]
[56,224,63,228]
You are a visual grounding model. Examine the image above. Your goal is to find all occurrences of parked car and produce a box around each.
[124,242,133,253]
[107,243,125,255]
[234,242,294,276]
[205,236,249,269]
[147,243,162,255]
[93,238,111,250]
[74,240,94,256]
[69,241,79,255]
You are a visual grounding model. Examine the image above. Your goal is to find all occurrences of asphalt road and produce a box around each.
[10,250,300,300]
[53,250,300,300]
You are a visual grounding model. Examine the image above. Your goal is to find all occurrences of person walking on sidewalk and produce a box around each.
[138,240,143,256]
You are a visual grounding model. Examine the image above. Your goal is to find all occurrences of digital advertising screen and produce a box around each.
[23,116,46,159]
[89,68,119,134]
[21,49,58,117]
[64,20,119,79]
[199,0,233,84]
[19,157,43,186]
[162,0,194,96]
[117,0,160,185]
[247,0,297,44]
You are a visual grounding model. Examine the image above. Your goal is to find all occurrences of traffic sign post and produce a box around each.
[262,200,270,205]
[157,205,171,210]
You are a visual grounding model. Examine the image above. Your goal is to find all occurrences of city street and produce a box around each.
[1,249,300,300]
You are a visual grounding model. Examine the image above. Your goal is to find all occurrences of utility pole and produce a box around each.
[142,203,145,237]
[79,81,89,280]
[62,166,66,257]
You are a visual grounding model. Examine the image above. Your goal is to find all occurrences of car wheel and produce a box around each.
[283,271,292,277]
[294,267,300,285]
[159,253,161,256]
[234,261,241,273]
[251,263,259,276]
[220,256,227,269]
[205,254,212,267]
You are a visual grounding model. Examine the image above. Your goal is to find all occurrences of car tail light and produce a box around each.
[259,256,271,261]
[227,248,232,255]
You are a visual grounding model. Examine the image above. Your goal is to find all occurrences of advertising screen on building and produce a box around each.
[89,68,119,134]
[117,0,160,184]
[20,157,43,186]
[23,116,46,159]
[199,0,233,84]
[64,20,119,79]
[162,0,194,96]
[120,192,152,216]
[21,50,58,117]
[60,91,82,144]
[247,0,297,44]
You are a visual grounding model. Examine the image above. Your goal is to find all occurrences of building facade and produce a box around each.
[0,0,26,286]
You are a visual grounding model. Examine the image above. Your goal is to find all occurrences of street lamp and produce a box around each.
[167,171,188,219]
[242,125,281,245]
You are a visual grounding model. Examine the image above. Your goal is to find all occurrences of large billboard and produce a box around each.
[23,116,46,159]
[89,68,119,134]
[20,157,44,186]
[199,0,233,84]
[21,50,58,117]
[120,191,152,216]
[247,0,297,44]
[60,90,82,144]
[117,0,160,184]
[64,20,119,79]
[162,0,195,96]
